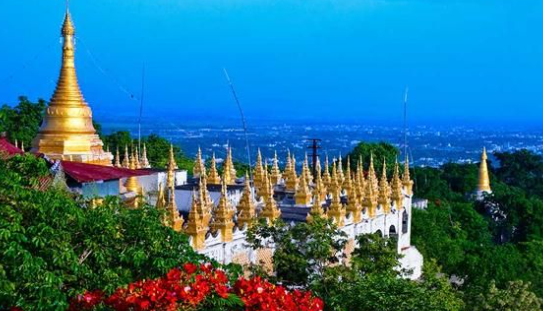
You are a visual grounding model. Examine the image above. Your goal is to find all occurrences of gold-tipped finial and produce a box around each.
[363,175,378,218]
[141,144,150,168]
[327,172,345,227]
[337,155,344,183]
[223,147,237,184]
[295,168,312,206]
[122,146,130,168]
[260,174,281,223]
[185,190,208,250]
[477,147,492,193]
[378,159,391,214]
[31,10,112,166]
[114,147,121,167]
[302,153,313,185]
[254,148,264,188]
[283,150,293,178]
[207,152,222,184]
[402,154,414,196]
[391,160,403,210]
[368,153,379,194]
[270,151,282,185]
[211,179,235,242]
[237,173,256,228]
[125,151,143,208]
[323,155,332,188]
[314,156,328,204]
[135,146,141,169]
[285,155,298,192]
[166,183,183,232]
[355,158,366,204]
[193,147,205,177]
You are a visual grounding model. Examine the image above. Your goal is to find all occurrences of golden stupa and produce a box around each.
[31,11,112,166]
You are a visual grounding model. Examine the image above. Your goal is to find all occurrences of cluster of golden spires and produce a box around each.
[31,11,112,166]
[114,144,151,169]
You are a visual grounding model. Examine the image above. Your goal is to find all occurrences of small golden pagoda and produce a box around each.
[237,173,256,228]
[327,171,345,227]
[477,147,492,194]
[193,147,205,178]
[285,156,298,192]
[295,169,312,206]
[260,175,281,223]
[223,147,237,184]
[270,151,282,185]
[185,190,208,250]
[391,160,403,210]
[166,183,183,232]
[207,153,222,184]
[211,180,235,242]
[31,11,112,166]
[378,160,391,214]
[323,155,332,189]
[402,155,414,196]
[307,194,326,222]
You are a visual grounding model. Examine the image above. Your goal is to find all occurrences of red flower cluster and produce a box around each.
[69,263,323,311]
[234,277,323,311]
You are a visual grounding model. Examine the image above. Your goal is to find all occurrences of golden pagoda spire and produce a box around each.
[307,195,326,222]
[207,152,222,184]
[260,174,281,223]
[391,160,403,210]
[378,159,391,214]
[211,180,235,242]
[115,147,121,167]
[168,144,178,169]
[237,173,256,228]
[31,10,112,166]
[302,153,313,185]
[254,148,264,188]
[199,176,213,225]
[356,157,366,203]
[193,147,205,177]
[185,190,208,250]
[323,155,332,188]
[125,151,143,207]
[368,153,379,194]
[141,144,150,168]
[156,182,166,209]
[121,146,129,168]
[327,173,345,227]
[363,175,378,218]
[314,157,328,204]
[295,167,312,206]
[285,155,298,192]
[337,155,344,183]
[223,146,237,184]
[270,151,282,185]
[135,146,141,169]
[283,150,293,178]
[166,183,183,232]
[477,147,492,193]
[402,154,414,196]
[343,157,353,192]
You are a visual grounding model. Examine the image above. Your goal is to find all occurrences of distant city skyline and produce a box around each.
[1,0,542,123]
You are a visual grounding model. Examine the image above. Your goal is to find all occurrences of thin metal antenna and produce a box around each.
[138,63,145,152]
[223,68,252,180]
[403,87,409,158]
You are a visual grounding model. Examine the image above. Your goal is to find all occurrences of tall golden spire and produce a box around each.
[327,172,345,227]
[114,147,121,167]
[477,147,492,193]
[135,146,141,169]
[237,173,256,228]
[260,174,281,223]
[166,183,183,232]
[391,160,403,210]
[402,155,414,196]
[285,155,298,192]
[31,10,112,166]
[368,154,379,194]
[199,176,213,225]
[141,144,150,168]
[168,144,178,170]
[363,175,378,218]
[193,147,205,177]
[337,156,345,183]
[223,147,237,184]
[307,194,326,222]
[254,149,264,188]
[156,182,166,209]
[295,168,312,206]
[185,190,208,250]
[314,157,327,204]
[211,180,235,242]
[302,153,313,185]
[356,158,365,204]
[207,152,222,184]
[378,159,391,214]
[122,145,130,168]
[323,155,332,188]
[283,150,293,178]
[270,151,282,185]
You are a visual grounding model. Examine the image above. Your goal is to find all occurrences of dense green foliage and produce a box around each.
[345,142,399,174]
[411,148,543,309]
[248,217,464,311]
[0,96,47,149]
[0,155,202,310]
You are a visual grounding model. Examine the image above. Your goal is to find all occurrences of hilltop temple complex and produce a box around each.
[2,10,490,280]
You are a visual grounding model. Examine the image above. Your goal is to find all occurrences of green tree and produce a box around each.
[0,155,202,310]
[471,281,542,311]
[351,233,402,276]
[494,150,543,198]
[247,217,347,286]
[345,142,399,174]
[0,96,47,149]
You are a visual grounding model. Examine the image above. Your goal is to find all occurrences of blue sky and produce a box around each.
[0,0,542,124]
